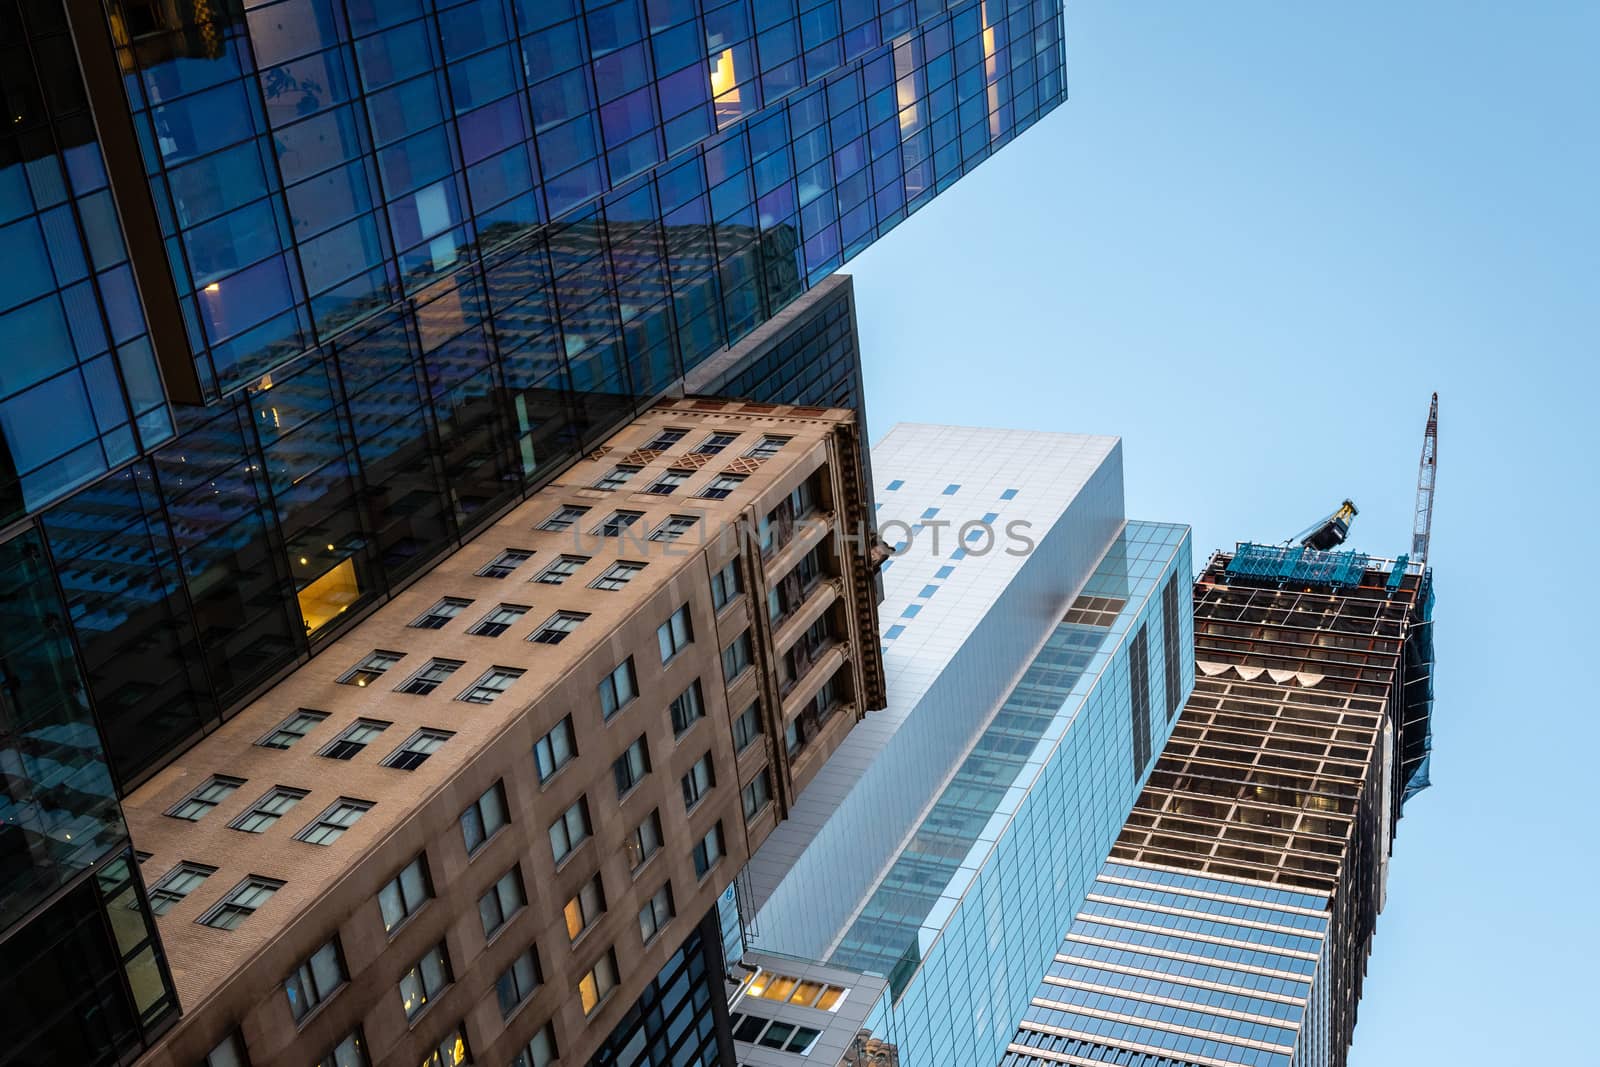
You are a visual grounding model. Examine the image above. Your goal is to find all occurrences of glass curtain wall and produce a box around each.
[105,0,1064,397]
[0,848,178,1066]
[0,0,173,524]
[0,528,125,927]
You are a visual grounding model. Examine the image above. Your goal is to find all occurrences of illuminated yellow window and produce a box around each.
[711,47,742,127]
[790,980,824,1006]
[564,898,583,940]
[421,1029,468,1067]
[579,950,618,1015]
[895,38,919,135]
[814,986,844,1012]
[760,976,798,1002]
[298,557,362,634]
[579,972,599,1015]
[981,1,1002,141]
[565,877,604,941]
[742,969,850,1012]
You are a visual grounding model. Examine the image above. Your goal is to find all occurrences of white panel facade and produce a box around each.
[745,425,1126,957]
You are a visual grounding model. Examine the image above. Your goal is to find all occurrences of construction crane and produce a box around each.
[1411,393,1439,567]
[1293,499,1359,551]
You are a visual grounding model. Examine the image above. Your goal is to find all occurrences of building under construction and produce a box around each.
[1003,544,1435,1067]
[1003,398,1440,1067]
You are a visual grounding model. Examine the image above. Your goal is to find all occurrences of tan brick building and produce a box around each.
[121,399,885,1067]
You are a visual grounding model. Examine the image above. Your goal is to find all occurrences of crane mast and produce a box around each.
[1411,393,1439,567]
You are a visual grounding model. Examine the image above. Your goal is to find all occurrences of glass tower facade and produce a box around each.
[0,523,178,1062]
[590,907,737,1067]
[1004,862,1333,1067]
[100,0,1065,400]
[844,523,1194,1067]
[1,0,173,524]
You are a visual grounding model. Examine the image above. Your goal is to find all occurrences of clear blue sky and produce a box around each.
[844,3,1598,1062]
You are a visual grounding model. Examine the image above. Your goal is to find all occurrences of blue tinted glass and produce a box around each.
[646,0,695,30]
[167,141,271,225]
[23,150,68,210]
[514,0,578,32]
[0,370,99,472]
[152,81,256,166]
[0,219,54,312]
[81,354,129,433]
[287,160,376,239]
[60,282,108,357]
[367,74,445,146]
[459,95,527,165]
[609,133,661,182]
[197,254,295,343]
[758,22,798,65]
[438,0,509,60]
[346,0,422,35]
[356,21,435,92]
[652,20,700,73]
[449,46,517,113]
[211,309,305,391]
[0,299,75,395]
[183,200,283,286]
[600,88,656,148]
[275,106,367,183]
[469,144,534,211]
[0,162,33,225]
[299,215,387,293]
[524,19,584,76]
[536,114,599,173]
[659,69,709,131]
[391,179,464,247]
[97,267,146,344]
[116,337,166,415]
[140,38,247,102]
[38,204,88,284]
[530,69,592,131]
[592,42,649,102]
[587,0,644,56]
[705,3,750,48]
[751,0,793,31]
[248,0,344,66]
[262,51,353,130]
[379,127,455,196]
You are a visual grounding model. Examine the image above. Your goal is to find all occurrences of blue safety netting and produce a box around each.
[1226,543,1371,588]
